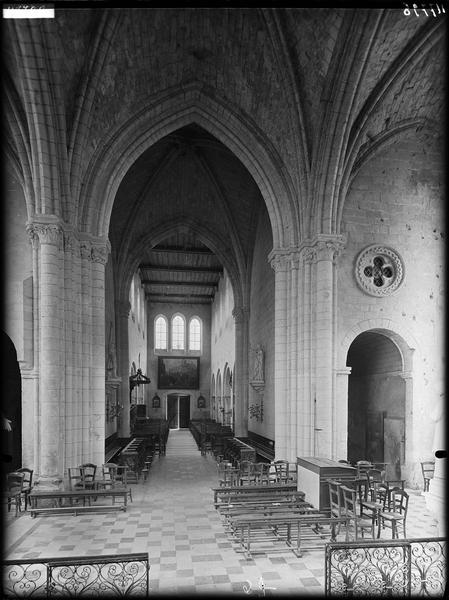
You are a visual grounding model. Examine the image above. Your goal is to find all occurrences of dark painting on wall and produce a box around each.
[158,357,200,389]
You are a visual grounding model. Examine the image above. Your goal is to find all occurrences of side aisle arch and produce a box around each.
[337,319,419,483]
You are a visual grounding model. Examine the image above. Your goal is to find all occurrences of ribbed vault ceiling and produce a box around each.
[110,124,265,304]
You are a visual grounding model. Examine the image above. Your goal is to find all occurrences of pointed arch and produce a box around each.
[79,83,298,248]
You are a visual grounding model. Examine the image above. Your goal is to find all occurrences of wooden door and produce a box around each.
[167,395,178,429]
[179,396,190,428]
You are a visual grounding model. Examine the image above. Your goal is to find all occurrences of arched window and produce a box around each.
[189,317,201,351]
[154,316,168,350]
[171,314,185,350]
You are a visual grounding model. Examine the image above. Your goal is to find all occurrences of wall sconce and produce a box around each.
[152,394,161,408]
[197,395,206,408]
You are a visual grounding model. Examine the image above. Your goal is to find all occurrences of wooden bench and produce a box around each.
[221,501,318,533]
[230,512,349,559]
[212,483,298,507]
[29,488,129,517]
[219,498,315,518]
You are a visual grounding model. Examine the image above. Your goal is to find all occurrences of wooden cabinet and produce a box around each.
[297,457,356,511]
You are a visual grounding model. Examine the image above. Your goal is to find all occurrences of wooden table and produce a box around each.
[297,457,357,511]
[29,487,128,517]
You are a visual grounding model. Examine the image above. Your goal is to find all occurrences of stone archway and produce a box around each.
[346,331,406,480]
[340,326,415,483]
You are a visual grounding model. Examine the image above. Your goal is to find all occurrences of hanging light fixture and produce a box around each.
[129,368,151,391]
[130,354,151,391]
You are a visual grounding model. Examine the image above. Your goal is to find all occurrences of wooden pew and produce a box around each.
[212,483,299,507]
[220,500,318,532]
[230,512,349,559]
[29,487,129,517]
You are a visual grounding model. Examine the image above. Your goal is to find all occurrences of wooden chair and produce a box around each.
[328,479,345,536]
[356,460,373,479]
[366,469,385,501]
[421,461,435,492]
[79,463,97,490]
[239,461,256,485]
[340,485,376,540]
[360,482,389,526]
[16,467,33,511]
[217,462,239,487]
[273,460,290,484]
[328,480,342,519]
[347,477,369,507]
[67,465,96,505]
[253,462,270,485]
[68,467,83,490]
[3,472,25,517]
[377,487,409,539]
[100,463,132,503]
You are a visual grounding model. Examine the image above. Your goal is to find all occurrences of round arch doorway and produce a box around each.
[347,331,406,481]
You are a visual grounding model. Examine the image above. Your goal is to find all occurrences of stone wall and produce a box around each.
[248,207,275,440]
[146,301,212,421]
[339,133,445,486]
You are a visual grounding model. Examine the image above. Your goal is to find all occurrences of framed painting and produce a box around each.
[158,357,200,389]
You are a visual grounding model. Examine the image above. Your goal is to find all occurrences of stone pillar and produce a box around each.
[269,252,289,460]
[401,372,414,482]
[118,300,131,437]
[26,221,63,485]
[91,241,110,465]
[232,306,249,437]
[80,240,93,459]
[301,248,315,456]
[313,235,345,459]
[335,367,352,460]
[287,252,300,462]
[62,231,76,471]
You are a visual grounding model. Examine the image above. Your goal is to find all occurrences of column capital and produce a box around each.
[78,235,111,263]
[63,231,79,256]
[91,242,110,265]
[26,221,63,248]
[80,240,92,261]
[268,247,303,271]
[232,306,249,323]
[297,234,346,264]
[313,234,346,262]
[268,249,290,272]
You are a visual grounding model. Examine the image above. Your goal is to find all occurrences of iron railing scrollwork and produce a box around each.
[325,537,446,596]
[2,553,149,597]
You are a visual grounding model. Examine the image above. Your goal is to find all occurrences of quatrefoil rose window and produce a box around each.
[355,245,405,296]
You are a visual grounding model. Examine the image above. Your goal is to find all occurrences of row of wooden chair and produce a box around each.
[218,460,295,487]
[328,478,409,540]
[68,463,133,502]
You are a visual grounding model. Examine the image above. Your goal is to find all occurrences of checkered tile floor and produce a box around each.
[4,430,439,595]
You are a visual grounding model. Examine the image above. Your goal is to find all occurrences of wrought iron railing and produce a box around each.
[325,537,446,596]
[2,553,149,597]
